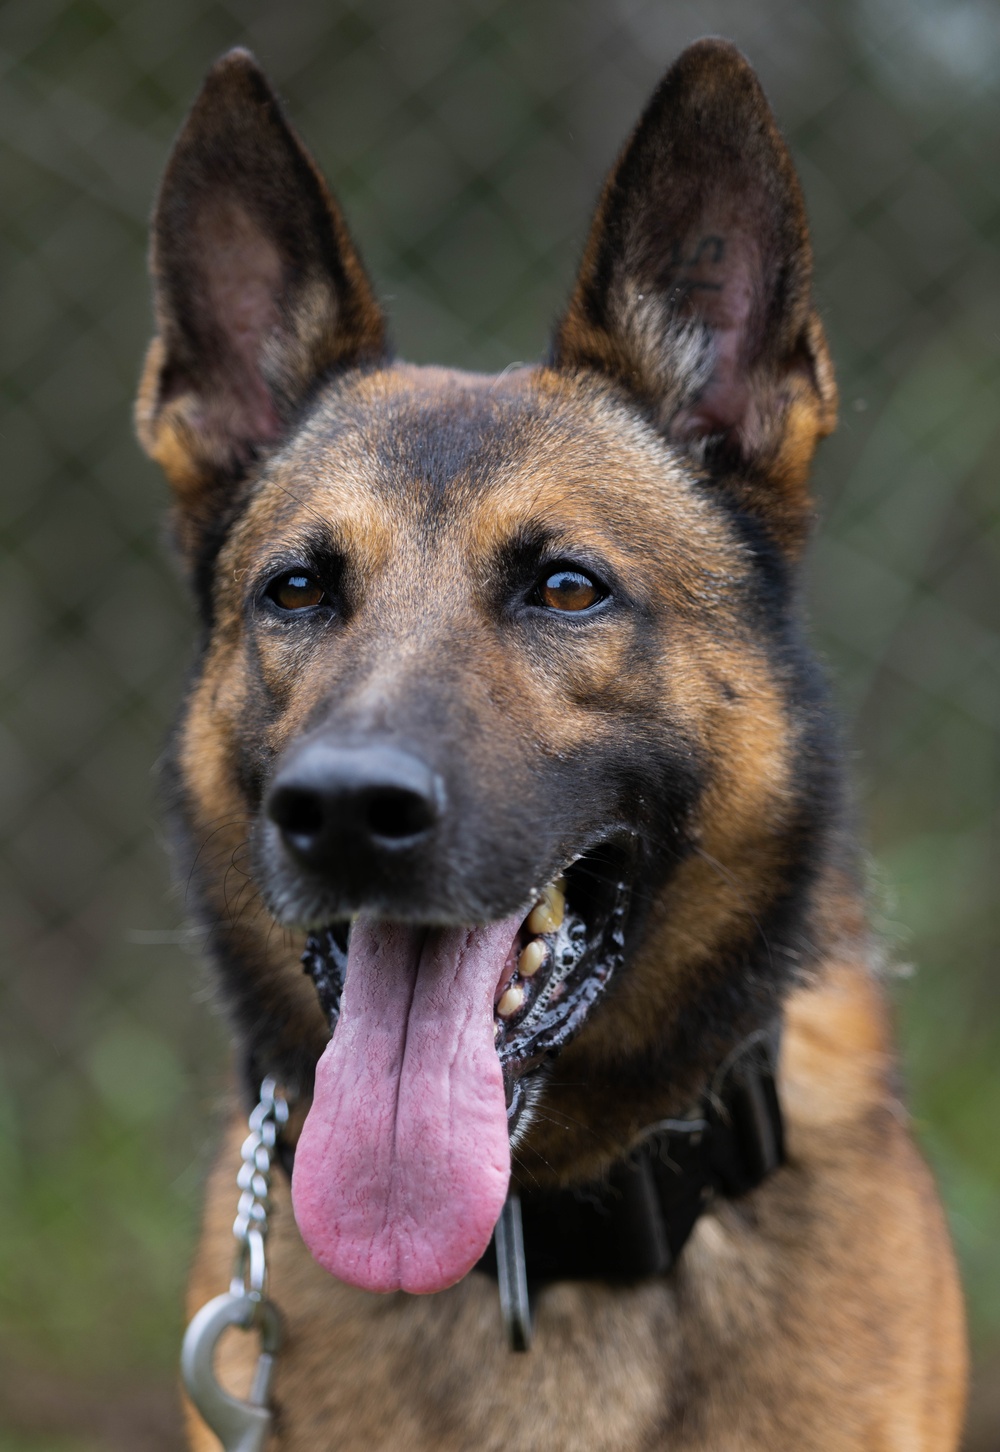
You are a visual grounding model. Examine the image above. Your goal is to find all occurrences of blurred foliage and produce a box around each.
[1,0,997,1445]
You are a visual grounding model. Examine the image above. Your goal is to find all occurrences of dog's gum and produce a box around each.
[497,984,525,1018]
[518,939,546,978]
[527,880,565,936]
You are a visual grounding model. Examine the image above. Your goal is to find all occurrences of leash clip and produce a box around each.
[181,1291,281,1452]
[494,1193,533,1352]
[182,1078,290,1448]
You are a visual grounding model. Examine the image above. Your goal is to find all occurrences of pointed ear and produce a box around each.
[552,39,837,552]
[136,49,388,558]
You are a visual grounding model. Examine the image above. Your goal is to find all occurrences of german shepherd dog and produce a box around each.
[137,40,967,1450]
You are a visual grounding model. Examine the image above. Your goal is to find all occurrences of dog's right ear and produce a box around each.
[136,49,387,559]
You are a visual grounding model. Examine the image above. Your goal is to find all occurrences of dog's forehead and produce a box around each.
[251,361,693,516]
[227,363,740,601]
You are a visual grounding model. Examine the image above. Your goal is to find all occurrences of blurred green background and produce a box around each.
[1,0,997,1446]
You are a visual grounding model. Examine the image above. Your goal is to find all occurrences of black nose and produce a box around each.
[266,741,444,869]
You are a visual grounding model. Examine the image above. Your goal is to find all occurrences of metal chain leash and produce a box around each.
[181,1078,290,1452]
[231,1076,289,1302]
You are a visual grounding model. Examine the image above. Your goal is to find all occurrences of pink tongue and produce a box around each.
[291,914,519,1294]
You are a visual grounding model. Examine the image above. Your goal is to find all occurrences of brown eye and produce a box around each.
[539,569,603,613]
[268,571,327,612]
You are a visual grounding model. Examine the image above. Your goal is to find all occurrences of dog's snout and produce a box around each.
[266,742,444,869]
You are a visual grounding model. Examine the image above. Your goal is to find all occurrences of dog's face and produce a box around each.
[139,42,837,1295]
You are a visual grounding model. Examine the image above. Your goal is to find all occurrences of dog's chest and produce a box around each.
[185,969,968,1452]
[192,1166,669,1449]
[276,1276,675,1450]
[188,1122,852,1452]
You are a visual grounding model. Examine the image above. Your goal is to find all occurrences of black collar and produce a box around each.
[475,1028,784,1349]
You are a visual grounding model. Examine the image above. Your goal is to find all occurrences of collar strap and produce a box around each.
[476,1028,784,1349]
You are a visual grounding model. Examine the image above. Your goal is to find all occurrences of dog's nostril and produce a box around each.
[365,787,437,842]
[266,742,444,864]
[269,785,325,841]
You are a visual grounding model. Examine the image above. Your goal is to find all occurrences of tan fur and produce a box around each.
[187,958,966,1451]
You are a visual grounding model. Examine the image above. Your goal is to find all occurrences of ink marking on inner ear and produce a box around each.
[668,235,727,269]
[666,235,727,301]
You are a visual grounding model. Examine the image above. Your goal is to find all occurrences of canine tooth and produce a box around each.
[527,880,565,936]
[518,940,546,978]
[497,984,525,1019]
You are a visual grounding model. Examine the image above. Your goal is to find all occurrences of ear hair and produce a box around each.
[603,281,717,432]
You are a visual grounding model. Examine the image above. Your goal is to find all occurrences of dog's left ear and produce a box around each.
[552,39,836,553]
[136,49,387,557]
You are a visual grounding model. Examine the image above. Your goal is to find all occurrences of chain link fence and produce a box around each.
[1,0,998,1446]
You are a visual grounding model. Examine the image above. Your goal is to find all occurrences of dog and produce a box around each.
[136,39,967,1450]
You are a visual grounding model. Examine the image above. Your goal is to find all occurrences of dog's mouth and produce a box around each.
[491,842,631,1134]
[291,840,633,1297]
[302,840,631,1132]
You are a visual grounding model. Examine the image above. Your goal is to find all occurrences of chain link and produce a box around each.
[182,1078,291,1450]
[230,1076,289,1303]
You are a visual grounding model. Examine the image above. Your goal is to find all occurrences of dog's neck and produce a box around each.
[265,1021,784,1349]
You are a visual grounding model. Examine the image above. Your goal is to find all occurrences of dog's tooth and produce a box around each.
[526,904,549,935]
[527,880,565,936]
[518,940,546,978]
[497,984,525,1019]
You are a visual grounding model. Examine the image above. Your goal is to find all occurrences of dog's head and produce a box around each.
[138,42,838,1295]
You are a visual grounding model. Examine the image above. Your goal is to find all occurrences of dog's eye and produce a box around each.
[537,569,604,613]
[266,571,328,612]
